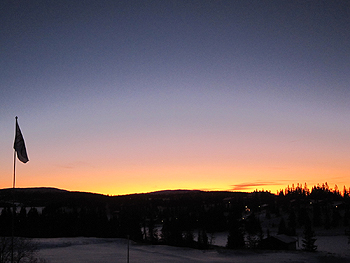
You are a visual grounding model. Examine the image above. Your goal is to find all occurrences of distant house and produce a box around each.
[261,234,297,250]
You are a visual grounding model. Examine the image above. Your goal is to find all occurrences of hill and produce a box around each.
[0,187,262,207]
[0,187,109,207]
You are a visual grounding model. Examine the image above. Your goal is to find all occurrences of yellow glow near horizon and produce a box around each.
[4,160,350,196]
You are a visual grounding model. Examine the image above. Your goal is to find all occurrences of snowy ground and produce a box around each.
[35,234,350,263]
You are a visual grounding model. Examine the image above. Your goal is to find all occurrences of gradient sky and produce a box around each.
[1,0,349,195]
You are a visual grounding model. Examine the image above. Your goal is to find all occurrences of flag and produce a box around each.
[13,117,29,163]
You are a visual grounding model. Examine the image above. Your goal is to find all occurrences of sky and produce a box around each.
[1,0,350,195]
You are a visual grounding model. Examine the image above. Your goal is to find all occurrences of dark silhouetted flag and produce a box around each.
[14,118,29,163]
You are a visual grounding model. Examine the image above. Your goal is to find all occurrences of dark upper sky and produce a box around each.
[1,1,350,194]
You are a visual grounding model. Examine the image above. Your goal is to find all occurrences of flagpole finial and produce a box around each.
[15,116,18,120]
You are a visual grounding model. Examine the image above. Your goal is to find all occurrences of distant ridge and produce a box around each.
[0,187,250,198]
[149,189,204,195]
[0,187,248,198]
[0,187,112,197]
[0,187,109,207]
[0,187,258,208]
[1,187,69,193]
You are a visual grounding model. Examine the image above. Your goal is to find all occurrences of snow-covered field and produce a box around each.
[35,234,350,263]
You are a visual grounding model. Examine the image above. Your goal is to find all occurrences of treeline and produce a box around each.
[0,183,349,250]
[278,182,347,199]
[275,183,350,231]
[0,205,111,238]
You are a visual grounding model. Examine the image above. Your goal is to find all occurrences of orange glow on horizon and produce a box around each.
[2,160,349,196]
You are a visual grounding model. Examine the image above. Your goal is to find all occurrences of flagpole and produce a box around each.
[11,151,15,263]
[13,117,17,189]
[12,116,29,263]
[13,150,16,189]
[12,147,16,263]
[11,117,18,263]
[127,235,130,263]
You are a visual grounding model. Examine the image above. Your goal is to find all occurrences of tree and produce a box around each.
[302,216,317,252]
[183,229,194,247]
[197,229,208,249]
[122,210,143,242]
[0,237,48,263]
[161,217,183,246]
[226,214,245,249]
[27,208,40,237]
[0,207,12,237]
[245,213,262,235]
[146,216,159,244]
[244,213,263,248]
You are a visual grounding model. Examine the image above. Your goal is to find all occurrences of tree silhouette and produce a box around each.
[197,229,209,249]
[302,215,317,252]
[245,213,263,248]
[161,217,183,246]
[147,216,159,244]
[226,214,245,249]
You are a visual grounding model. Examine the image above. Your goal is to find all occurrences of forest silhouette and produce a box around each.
[0,183,348,251]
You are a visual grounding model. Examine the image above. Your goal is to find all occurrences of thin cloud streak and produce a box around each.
[230,181,290,192]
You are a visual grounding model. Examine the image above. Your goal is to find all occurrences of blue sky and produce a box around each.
[1,0,349,194]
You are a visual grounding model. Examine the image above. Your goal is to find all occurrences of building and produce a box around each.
[261,234,297,250]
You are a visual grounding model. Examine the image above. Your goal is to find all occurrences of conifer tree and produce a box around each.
[245,213,263,248]
[161,217,183,246]
[227,214,245,249]
[147,216,159,244]
[183,229,194,247]
[197,229,209,249]
[302,216,317,252]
